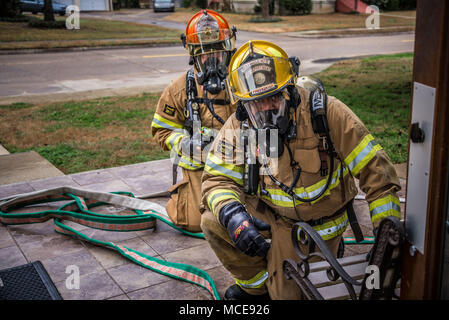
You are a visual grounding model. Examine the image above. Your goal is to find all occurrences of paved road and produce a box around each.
[0,10,415,102]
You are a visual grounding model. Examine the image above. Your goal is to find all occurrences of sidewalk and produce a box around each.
[0,155,407,300]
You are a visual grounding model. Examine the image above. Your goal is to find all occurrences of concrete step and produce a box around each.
[0,151,64,186]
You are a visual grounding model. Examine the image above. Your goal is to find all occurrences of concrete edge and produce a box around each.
[0,41,180,55]
[285,30,414,39]
[0,85,170,106]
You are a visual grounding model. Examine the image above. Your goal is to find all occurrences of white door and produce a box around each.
[80,0,106,11]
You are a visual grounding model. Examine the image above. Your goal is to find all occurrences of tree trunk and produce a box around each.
[43,0,55,22]
[261,0,269,18]
[222,0,231,11]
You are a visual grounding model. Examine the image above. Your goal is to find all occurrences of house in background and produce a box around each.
[57,0,114,11]
[231,0,369,14]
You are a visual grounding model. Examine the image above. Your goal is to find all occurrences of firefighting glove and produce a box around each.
[219,202,271,257]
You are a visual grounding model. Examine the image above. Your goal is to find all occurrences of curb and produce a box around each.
[285,28,414,39]
[0,41,180,55]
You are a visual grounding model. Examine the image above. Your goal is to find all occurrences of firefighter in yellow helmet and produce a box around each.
[151,10,237,232]
[200,40,401,299]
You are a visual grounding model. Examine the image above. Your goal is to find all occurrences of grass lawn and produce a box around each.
[0,15,180,50]
[0,53,412,174]
[315,53,413,163]
[164,8,415,33]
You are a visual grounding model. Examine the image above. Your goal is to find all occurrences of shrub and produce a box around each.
[182,0,193,7]
[249,16,282,23]
[28,18,66,29]
[195,0,207,9]
[254,0,275,15]
[280,0,311,15]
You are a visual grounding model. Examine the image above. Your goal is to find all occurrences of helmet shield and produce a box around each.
[228,55,293,104]
[242,93,287,130]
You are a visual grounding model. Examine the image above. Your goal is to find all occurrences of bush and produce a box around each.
[182,0,193,7]
[28,17,66,29]
[0,0,21,18]
[195,0,207,8]
[0,14,29,22]
[254,0,275,15]
[280,0,311,15]
[249,16,282,23]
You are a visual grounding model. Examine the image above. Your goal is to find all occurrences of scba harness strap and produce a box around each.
[0,187,220,300]
[306,79,364,243]
[185,68,229,129]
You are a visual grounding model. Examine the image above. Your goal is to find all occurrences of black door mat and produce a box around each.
[0,261,62,300]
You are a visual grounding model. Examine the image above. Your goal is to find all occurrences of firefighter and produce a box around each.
[200,40,402,299]
[151,10,237,232]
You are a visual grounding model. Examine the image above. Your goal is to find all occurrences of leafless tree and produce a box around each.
[43,0,55,21]
[261,0,269,18]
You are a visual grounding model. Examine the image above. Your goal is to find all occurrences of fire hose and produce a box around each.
[0,186,220,300]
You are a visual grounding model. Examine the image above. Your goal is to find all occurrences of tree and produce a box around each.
[43,0,55,22]
[222,0,231,11]
[261,0,269,18]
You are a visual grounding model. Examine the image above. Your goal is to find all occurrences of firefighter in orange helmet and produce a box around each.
[151,10,237,232]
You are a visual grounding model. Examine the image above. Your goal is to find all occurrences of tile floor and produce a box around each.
[0,159,407,300]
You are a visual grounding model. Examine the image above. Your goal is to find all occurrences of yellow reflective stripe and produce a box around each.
[152,113,183,131]
[207,189,241,216]
[344,134,383,176]
[165,131,186,153]
[204,153,243,185]
[297,211,349,241]
[235,270,268,289]
[262,162,349,207]
[177,154,204,170]
[369,194,401,224]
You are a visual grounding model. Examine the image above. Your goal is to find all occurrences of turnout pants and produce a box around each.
[201,195,342,300]
[166,168,203,233]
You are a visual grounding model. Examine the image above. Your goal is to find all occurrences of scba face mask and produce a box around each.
[243,93,289,158]
[195,51,231,94]
[243,93,288,133]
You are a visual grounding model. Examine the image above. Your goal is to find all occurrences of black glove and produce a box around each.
[219,202,271,257]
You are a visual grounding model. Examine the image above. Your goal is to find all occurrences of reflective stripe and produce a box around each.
[235,270,268,289]
[297,211,349,241]
[177,154,204,170]
[369,195,401,224]
[207,189,240,216]
[344,134,383,176]
[151,113,183,131]
[165,131,187,154]
[262,162,349,207]
[204,153,243,185]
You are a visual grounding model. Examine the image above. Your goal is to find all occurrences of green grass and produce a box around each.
[0,53,413,174]
[0,15,180,50]
[315,53,413,163]
[0,93,169,174]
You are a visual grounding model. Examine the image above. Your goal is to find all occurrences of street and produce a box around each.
[0,10,415,100]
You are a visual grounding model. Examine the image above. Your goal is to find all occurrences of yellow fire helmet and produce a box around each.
[226,40,298,104]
